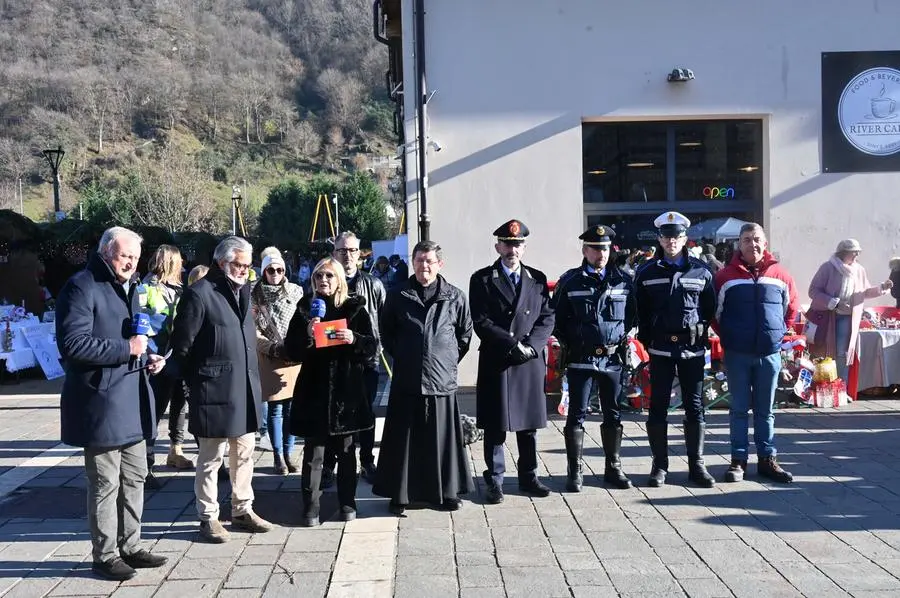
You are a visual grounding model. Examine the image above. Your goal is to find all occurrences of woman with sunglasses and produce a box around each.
[283,258,377,525]
[251,247,304,475]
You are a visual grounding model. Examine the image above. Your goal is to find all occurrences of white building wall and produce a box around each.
[403,0,900,385]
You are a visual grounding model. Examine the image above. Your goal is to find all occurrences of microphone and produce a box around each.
[132,313,151,336]
[310,298,327,320]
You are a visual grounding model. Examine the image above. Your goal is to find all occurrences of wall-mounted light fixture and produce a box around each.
[667,68,695,82]
[738,166,759,172]
[626,162,655,168]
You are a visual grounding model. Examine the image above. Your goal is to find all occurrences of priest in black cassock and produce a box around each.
[373,240,475,514]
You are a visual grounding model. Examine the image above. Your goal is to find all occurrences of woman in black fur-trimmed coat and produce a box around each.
[283,258,377,526]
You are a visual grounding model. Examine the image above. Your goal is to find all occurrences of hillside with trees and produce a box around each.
[0,0,400,239]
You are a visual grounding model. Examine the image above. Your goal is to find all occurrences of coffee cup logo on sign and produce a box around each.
[838,67,900,156]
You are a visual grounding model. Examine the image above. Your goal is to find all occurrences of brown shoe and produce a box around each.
[231,511,274,533]
[758,456,793,483]
[724,459,747,483]
[199,519,231,543]
[166,445,195,470]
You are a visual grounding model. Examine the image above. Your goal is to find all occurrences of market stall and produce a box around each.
[0,305,62,379]
[853,307,900,395]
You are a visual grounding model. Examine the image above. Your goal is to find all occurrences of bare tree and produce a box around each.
[316,68,366,134]
[73,67,117,152]
[285,120,322,158]
[131,144,218,233]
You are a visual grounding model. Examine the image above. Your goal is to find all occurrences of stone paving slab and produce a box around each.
[5,387,900,595]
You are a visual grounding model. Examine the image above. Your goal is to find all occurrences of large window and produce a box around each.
[582,119,763,209]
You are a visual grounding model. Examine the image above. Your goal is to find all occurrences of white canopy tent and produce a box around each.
[687,217,749,242]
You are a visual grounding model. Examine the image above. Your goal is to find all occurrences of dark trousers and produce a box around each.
[301,434,357,514]
[648,354,706,425]
[566,367,621,428]
[357,367,381,466]
[483,429,538,486]
[149,373,188,444]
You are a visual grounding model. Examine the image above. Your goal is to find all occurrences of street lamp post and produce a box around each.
[332,193,340,235]
[42,146,64,217]
[231,185,241,236]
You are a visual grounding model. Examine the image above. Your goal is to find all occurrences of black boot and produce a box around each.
[646,423,669,487]
[684,421,715,488]
[600,425,632,489]
[336,445,359,516]
[564,426,584,492]
[300,448,323,527]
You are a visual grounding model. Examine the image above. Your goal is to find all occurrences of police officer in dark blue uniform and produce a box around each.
[634,211,716,488]
[470,220,556,504]
[553,224,636,491]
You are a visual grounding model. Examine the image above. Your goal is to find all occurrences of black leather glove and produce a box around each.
[508,342,536,364]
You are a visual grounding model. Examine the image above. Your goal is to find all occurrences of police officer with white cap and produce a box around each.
[553,224,636,491]
[634,211,716,488]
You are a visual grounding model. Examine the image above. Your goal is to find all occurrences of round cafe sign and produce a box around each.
[838,67,900,156]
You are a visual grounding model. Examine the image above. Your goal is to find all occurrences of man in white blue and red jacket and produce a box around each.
[713,222,798,484]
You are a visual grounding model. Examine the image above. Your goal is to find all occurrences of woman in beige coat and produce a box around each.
[252,247,303,474]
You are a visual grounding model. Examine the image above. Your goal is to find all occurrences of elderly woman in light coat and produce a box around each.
[808,239,893,384]
[252,247,303,475]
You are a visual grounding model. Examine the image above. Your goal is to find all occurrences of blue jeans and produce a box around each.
[724,351,781,460]
[834,314,852,384]
[259,401,269,437]
[267,400,296,456]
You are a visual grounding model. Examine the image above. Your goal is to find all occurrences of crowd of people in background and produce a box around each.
[288,251,409,296]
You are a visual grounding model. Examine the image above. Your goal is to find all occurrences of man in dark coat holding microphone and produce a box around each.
[469,220,555,504]
[57,226,169,581]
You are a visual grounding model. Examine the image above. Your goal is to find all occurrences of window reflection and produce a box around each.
[583,123,667,203]
[582,120,763,204]
[674,121,762,202]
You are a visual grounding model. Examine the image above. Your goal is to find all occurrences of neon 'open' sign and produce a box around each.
[702,186,735,199]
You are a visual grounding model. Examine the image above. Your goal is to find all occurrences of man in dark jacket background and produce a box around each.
[469,220,555,504]
[172,236,273,543]
[373,240,474,514]
[57,226,168,581]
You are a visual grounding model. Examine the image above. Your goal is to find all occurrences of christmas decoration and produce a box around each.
[2,321,12,353]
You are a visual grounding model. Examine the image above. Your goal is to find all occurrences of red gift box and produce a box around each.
[812,379,846,408]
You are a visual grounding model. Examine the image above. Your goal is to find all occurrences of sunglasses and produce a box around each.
[314,271,336,280]
[265,267,284,275]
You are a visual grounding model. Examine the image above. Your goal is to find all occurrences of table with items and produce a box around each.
[0,305,61,376]
[853,309,900,394]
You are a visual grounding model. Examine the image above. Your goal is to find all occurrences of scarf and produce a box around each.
[829,255,856,313]
[253,281,302,341]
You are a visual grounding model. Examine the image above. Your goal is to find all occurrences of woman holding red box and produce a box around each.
[283,258,378,526]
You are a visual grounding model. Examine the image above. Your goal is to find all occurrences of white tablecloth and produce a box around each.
[0,322,59,373]
[857,329,900,391]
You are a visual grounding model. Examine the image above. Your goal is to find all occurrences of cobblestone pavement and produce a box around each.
[2,378,900,597]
